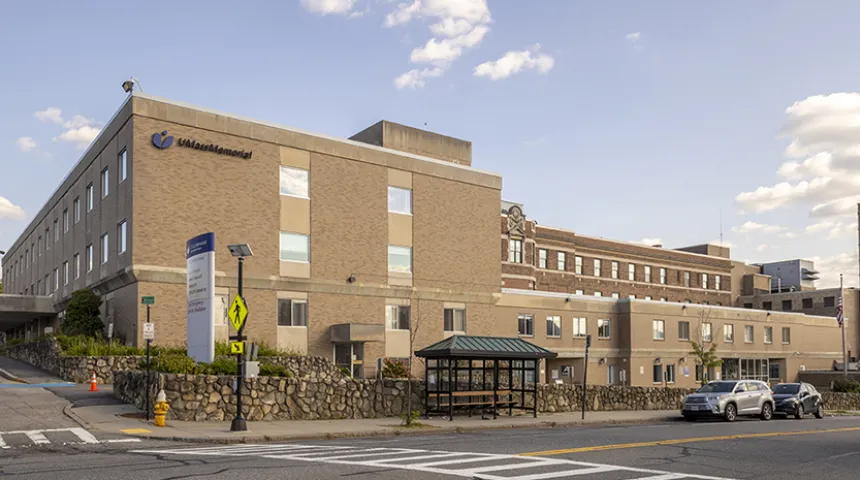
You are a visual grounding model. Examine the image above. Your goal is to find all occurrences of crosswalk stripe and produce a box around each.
[70,428,100,444]
[25,431,50,445]
[628,475,689,480]
[364,452,477,465]
[0,435,7,449]
[299,448,418,460]
[409,453,514,468]
[476,466,621,480]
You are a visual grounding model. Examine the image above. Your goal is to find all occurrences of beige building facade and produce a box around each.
[0,93,847,383]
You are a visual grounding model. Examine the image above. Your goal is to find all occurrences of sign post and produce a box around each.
[141,296,155,421]
[581,334,591,420]
[186,233,215,363]
[228,257,250,432]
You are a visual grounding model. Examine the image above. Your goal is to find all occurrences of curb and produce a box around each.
[63,404,94,430]
[0,367,27,384]
[116,415,681,445]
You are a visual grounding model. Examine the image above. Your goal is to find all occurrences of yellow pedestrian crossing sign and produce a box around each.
[228,295,248,332]
[230,341,245,355]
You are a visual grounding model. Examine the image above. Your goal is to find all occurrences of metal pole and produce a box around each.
[581,335,590,420]
[842,274,848,377]
[231,257,248,432]
[145,304,150,421]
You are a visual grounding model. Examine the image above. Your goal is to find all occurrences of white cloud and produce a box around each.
[430,18,474,37]
[810,195,860,218]
[810,250,859,288]
[300,0,357,15]
[780,232,797,239]
[756,244,769,252]
[33,107,64,124]
[410,25,489,66]
[384,0,491,27]
[0,196,26,220]
[16,136,37,152]
[805,219,858,239]
[731,221,786,234]
[394,67,444,89]
[473,44,554,80]
[55,125,101,149]
[625,32,641,42]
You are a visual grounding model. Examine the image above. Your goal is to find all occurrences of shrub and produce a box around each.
[257,343,298,357]
[145,354,200,374]
[382,358,408,379]
[198,358,238,375]
[62,289,104,337]
[57,335,144,356]
[832,377,860,393]
[260,363,292,377]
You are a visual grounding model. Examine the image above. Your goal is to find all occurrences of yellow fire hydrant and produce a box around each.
[153,389,170,427]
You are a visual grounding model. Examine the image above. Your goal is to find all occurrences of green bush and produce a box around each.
[833,377,860,393]
[145,354,200,374]
[382,358,408,378]
[198,358,238,375]
[62,289,104,337]
[257,343,298,357]
[260,363,292,377]
[57,335,144,356]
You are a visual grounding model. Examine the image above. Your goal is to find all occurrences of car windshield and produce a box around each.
[697,382,736,393]
[773,384,800,394]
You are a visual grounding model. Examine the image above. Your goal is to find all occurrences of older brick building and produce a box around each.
[0,93,849,386]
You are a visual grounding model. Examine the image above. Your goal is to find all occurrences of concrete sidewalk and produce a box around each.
[0,356,70,384]
[69,403,683,444]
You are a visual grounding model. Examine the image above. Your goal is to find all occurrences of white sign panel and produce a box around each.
[186,232,215,363]
[143,323,155,341]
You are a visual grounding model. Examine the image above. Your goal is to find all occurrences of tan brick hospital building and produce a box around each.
[1,93,852,388]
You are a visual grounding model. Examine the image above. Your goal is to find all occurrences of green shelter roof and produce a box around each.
[415,335,558,360]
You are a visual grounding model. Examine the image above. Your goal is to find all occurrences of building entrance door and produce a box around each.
[334,343,365,378]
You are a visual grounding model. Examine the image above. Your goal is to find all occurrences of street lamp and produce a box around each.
[227,244,252,432]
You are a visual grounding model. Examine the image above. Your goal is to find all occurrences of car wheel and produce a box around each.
[815,405,824,419]
[760,403,773,421]
[794,404,804,420]
[683,415,695,422]
[724,403,737,422]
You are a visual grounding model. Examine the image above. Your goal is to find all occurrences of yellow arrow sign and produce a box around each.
[230,341,245,355]
[228,295,248,332]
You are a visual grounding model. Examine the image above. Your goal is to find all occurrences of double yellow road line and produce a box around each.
[520,426,860,457]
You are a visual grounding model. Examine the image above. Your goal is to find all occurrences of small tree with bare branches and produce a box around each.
[690,307,723,386]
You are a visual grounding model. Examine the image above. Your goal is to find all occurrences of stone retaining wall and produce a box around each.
[538,384,698,412]
[821,392,860,411]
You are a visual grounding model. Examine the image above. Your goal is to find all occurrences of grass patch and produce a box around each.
[396,422,434,429]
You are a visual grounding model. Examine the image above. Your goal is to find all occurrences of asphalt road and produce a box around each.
[4,416,860,479]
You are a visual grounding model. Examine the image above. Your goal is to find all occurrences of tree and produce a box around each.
[690,307,722,386]
[62,289,104,337]
[0,281,3,294]
[403,306,426,426]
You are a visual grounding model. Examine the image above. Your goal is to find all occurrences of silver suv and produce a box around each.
[682,380,774,422]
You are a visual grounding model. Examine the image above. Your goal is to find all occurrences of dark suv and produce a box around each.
[772,382,824,419]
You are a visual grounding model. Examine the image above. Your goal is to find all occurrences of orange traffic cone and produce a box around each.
[89,372,98,392]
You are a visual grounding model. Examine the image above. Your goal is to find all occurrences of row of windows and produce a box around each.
[508,241,723,291]
[5,150,127,291]
[270,299,468,333]
[11,222,127,296]
[748,296,838,311]
[279,232,413,273]
[517,314,612,339]
[280,166,413,215]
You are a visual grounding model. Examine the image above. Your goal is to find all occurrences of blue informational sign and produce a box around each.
[186,233,215,363]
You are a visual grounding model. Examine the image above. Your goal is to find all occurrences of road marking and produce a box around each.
[25,431,50,445]
[133,443,737,480]
[0,427,141,449]
[519,425,860,456]
[120,428,151,434]
[70,428,100,444]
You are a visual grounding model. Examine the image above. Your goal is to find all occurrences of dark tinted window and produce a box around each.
[697,382,736,393]
[825,296,835,307]
[782,300,792,310]
[802,298,813,309]
[763,301,772,310]
[773,384,800,394]
[743,303,753,309]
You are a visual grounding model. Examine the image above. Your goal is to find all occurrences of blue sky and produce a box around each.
[3,1,860,286]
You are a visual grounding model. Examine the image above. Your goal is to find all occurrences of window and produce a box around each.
[715,275,721,291]
[611,261,619,279]
[546,316,561,337]
[644,266,652,282]
[678,321,690,341]
[118,220,127,254]
[558,252,566,271]
[611,292,620,299]
[763,301,772,311]
[574,256,583,274]
[53,268,59,291]
[277,298,308,326]
[782,327,791,344]
[508,239,522,263]
[73,254,80,279]
[629,295,636,299]
[764,326,773,344]
[802,298,813,309]
[702,322,712,342]
[593,258,601,277]
[573,317,587,337]
[62,261,68,285]
[724,324,734,343]
[518,314,534,336]
[86,244,93,272]
[683,271,691,287]
[653,320,665,340]
[824,296,836,307]
[743,303,753,309]
[101,167,109,198]
[598,319,610,339]
[101,233,109,264]
[74,197,80,223]
[387,186,412,214]
[666,364,676,384]
[538,249,547,268]
[745,325,754,343]
[53,219,59,240]
[644,296,652,300]
[575,289,584,295]
[385,304,410,330]
[593,291,603,297]
[279,166,309,198]
[653,364,663,383]
[659,268,667,285]
[45,230,50,250]
[280,232,310,262]
[86,183,94,211]
[388,245,412,273]
[444,308,466,332]
[702,273,708,289]
[119,149,128,182]
[65,209,71,233]
[628,263,635,281]
[781,299,792,310]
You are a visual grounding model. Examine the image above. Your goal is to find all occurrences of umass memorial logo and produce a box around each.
[151,130,253,159]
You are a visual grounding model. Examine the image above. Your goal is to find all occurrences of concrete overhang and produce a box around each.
[329,324,385,343]
[0,294,56,331]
